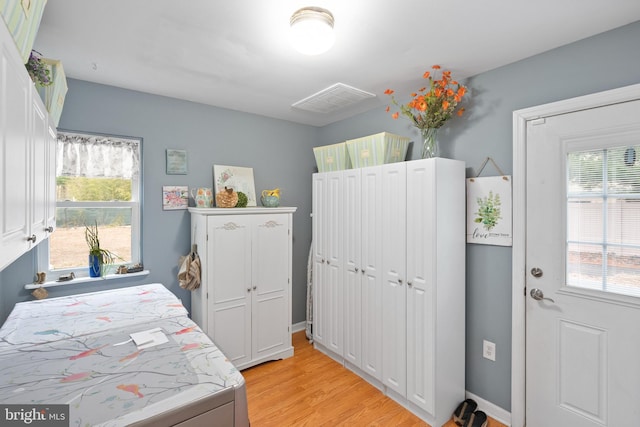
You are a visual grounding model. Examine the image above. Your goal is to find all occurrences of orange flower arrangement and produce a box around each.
[385,65,467,130]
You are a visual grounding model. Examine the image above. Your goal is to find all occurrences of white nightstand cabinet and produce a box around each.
[190,207,296,370]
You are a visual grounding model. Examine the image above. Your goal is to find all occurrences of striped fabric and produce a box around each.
[313,141,352,172]
[0,0,48,63]
[346,131,410,168]
[36,57,67,126]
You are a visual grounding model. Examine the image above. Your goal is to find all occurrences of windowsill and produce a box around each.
[24,270,150,290]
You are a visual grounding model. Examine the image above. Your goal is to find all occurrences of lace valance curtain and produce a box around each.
[56,131,140,179]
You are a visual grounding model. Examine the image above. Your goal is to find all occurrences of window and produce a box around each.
[38,131,142,278]
[567,144,640,297]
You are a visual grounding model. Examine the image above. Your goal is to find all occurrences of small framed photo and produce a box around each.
[213,165,257,206]
[162,186,189,210]
[166,149,188,175]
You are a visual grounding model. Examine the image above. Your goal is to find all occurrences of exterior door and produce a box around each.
[526,99,640,426]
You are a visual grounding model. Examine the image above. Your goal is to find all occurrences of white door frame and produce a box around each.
[511,82,640,427]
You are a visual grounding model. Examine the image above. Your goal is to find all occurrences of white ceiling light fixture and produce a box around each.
[289,6,335,55]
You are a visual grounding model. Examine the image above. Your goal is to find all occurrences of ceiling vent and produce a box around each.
[292,83,376,114]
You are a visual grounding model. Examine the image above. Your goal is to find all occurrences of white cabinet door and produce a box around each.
[45,124,57,233]
[360,166,382,380]
[30,99,49,244]
[0,30,31,268]
[311,173,326,346]
[381,162,408,396]
[207,215,252,367]
[252,214,290,361]
[312,171,345,357]
[405,159,466,424]
[343,168,361,367]
[325,172,344,357]
[406,159,436,414]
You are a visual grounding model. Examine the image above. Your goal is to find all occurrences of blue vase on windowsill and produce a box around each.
[89,254,102,277]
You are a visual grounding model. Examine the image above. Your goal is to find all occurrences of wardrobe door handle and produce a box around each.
[27,234,37,243]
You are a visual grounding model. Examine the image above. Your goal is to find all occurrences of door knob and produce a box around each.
[530,288,554,303]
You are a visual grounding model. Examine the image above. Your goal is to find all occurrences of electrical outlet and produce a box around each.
[483,340,496,361]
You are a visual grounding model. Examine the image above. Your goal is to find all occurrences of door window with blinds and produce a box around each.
[39,131,142,277]
[567,144,640,297]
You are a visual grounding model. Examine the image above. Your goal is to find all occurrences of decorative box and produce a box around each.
[0,0,48,63]
[346,132,410,168]
[313,142,352,172]
[36,57,67,127]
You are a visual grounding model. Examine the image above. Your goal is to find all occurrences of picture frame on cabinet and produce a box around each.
[162,186,188,210]
[213,165,257,206]
[166,149,187,175]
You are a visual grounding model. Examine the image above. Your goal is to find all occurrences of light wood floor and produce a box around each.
[242,331,507,427]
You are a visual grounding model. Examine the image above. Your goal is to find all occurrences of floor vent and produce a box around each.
[292,83,376,114]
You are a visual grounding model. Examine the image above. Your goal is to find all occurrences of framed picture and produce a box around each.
[466,176,512,246]
[162,186,189,210]
[166,149,188,175]
[213,165,256,206]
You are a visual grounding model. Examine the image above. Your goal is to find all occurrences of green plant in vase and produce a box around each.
[85,221,119,277]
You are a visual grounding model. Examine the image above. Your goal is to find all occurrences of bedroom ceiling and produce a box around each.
[33,1,640,127]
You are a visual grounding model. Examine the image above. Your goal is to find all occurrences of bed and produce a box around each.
[0,283,250,427]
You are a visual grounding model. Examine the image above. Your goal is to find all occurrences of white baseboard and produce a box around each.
[292,321,306,333]
[465,391,511,427]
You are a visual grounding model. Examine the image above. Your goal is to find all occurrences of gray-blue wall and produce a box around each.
[2,19,639,415]
[0,80,319,330]
[318,21,640,411]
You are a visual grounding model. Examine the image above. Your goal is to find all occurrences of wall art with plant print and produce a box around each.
[466,176,512,246]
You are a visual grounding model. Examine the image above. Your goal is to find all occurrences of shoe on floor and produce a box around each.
[464,410,488,427]
[452,398,477,426]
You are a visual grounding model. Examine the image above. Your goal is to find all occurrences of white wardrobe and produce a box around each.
[190,207,296,370]
[312,158,465,427]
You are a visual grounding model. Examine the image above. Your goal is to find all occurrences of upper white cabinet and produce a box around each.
[0,18,56,271]
[313,158,465,427]
[190,207,296,371]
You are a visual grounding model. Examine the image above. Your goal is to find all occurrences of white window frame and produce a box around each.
[38,132,142,279]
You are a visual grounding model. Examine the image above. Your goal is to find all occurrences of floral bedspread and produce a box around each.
[0,283,188,349]
[0,290,244,426]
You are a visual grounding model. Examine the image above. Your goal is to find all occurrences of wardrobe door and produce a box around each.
[252,213,290,361]
[343,168,361,367]
[360,165,383,380]
[381,162,407,395]
[208,215,252,367]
